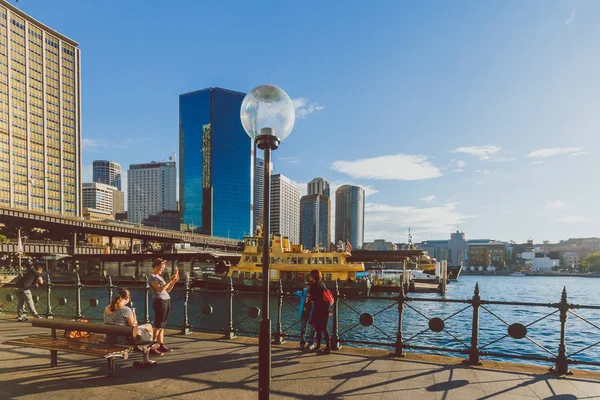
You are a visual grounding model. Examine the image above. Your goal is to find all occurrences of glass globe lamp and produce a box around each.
[240,84,295,149]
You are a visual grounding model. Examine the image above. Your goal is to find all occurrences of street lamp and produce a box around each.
[240,84,295,399]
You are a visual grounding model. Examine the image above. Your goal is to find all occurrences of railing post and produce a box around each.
[468,282,482,365]
[553,287,571,375]
[180,274,191,335]
[107,275,114,304]
[75,273,83,321]
[395,282,405,357]
[273,279,285,344]
[331,280,342,350]
[142,275,150,324]
[45,273,53,319]
[223,277,236,339]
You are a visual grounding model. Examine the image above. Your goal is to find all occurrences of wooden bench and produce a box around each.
[2,319,156,376]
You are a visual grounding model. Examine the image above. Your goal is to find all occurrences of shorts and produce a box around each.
[153,298,171,329]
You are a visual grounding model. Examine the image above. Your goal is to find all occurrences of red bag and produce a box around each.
[323,289,334,305]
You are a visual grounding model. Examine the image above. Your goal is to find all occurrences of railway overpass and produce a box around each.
[0,206,241,254]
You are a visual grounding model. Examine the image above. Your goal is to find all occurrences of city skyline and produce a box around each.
[18,0,599,243]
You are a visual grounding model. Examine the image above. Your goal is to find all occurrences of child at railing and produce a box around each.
[294,279,315,350]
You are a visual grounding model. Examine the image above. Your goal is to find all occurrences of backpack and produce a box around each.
[323,288,334,305]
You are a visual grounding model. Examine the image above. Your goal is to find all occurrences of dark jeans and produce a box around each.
[153,298,171,328]
[299,319,315,346]
[313,309,330,348]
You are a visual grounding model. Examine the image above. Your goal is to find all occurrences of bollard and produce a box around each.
[331,280,342,350]
[395,283,405,357]
[553,287,571,375]
[75,273,83,321]
[180,275,192,335]
[223,277,236,339]
[468,283,482,365]
[273,279,285,345]
[107,275,115,305]
[142,275,150,324]
[46,273,53,319]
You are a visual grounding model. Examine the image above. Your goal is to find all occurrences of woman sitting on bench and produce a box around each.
[104,288,137,345]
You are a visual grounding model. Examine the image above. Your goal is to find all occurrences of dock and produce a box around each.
[1,316,598,399]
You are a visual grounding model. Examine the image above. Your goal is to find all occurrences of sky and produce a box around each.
[16,0,600,243]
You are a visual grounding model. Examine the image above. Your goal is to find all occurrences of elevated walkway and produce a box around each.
[1,316,598,399]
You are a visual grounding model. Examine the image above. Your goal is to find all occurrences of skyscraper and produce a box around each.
[93,160,122,190]
[307,177,330,197]
[270,174,300,244]
[335,185,365,250]
[127,161,176,224]
[0,1,82,216]
[179,87,253,240]
[253,157,272,231]
[82,182,114,216]
[300,194,330,251]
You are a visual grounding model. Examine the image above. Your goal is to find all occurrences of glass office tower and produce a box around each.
[179,87,253,240]
[335,185,365,250]
[300,194,330,251]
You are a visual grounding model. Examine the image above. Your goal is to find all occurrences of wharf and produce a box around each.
[1,316,599,399]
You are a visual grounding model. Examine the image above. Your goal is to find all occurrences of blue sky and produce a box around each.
[19,0,599,243]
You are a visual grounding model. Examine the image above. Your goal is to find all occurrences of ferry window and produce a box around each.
[285,258,291,264]
[258,272,262,279]
[258,239,263,248]
[325,273,332,281]
[333,257,339,264]
[252,272,257,279]
[252,256,257,263]
[291,257,297,264]
[245,272,251,278]
[231,271,239,278]
[271,257,276,264]
[312,257,318,264]
[298,258,304,264]
[307,258,312,264]
[278,258,283,264]
[244,256,250,262]
[325,257,332,264]
[318,257,324,264]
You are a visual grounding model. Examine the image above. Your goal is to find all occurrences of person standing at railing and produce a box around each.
[294,279,315,350]
[308,269,333,354]
[149,258,178,355]
[15,265,43,322]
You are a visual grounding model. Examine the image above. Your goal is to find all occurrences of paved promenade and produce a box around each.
[0,316,599,399]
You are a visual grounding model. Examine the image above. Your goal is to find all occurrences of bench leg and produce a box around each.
[107,358,116,376]
[50,350,58,367]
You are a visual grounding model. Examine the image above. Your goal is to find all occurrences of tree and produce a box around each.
[582,252,600,273]
[0,234,7,244]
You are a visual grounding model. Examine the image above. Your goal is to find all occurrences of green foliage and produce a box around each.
[0,234,7,243]
[582,252,600,273]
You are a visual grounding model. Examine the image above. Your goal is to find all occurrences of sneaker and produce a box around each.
[149,348,164,356]
[298,344,305,351]
[309,344,320,352]
[318,348,332,355]
[16,317,28,322]
[157,344,172,352]
[33,314,41,319]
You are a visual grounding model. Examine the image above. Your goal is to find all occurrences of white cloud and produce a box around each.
[451,146,501,160]
[476,170,490,174]
[331,154,442,181]
[278,156,302,164]
[557,216,586,223]
[532,161,544,165]
[420,195,436,204]
[570,151,587,157]
[292,98,324,119]
[288,179,308,197]
[82,164,93,183]
[451,169,464,173]
[488,156,516,163]
[364,202,471,241]
[565,9,575,25]
[527,147,584,158]
[82,137,135,151]
[546,199,565,209]
[456,160,465,168]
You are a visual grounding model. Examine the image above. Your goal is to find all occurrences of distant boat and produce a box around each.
[509,272,526,277]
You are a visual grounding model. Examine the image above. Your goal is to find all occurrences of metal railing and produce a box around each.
[1,276,599,374]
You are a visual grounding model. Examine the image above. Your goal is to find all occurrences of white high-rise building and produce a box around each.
[270,174,300,244]
[253,157,272,231]
[127,161,176,224]
[82,182,114,215]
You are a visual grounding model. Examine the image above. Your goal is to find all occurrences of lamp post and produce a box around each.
[240,85,295,399]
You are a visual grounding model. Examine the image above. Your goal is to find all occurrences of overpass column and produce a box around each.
[129,237,134,254]
[71,232,77,255]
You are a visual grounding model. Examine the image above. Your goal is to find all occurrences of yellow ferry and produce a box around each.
[201,233,371,295]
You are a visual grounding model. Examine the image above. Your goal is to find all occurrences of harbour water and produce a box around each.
[1,275,599,370]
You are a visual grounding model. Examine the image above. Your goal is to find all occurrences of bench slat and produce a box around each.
[3,335,132,359]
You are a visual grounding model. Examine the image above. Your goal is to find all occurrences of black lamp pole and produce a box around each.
[256,128,279,400]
